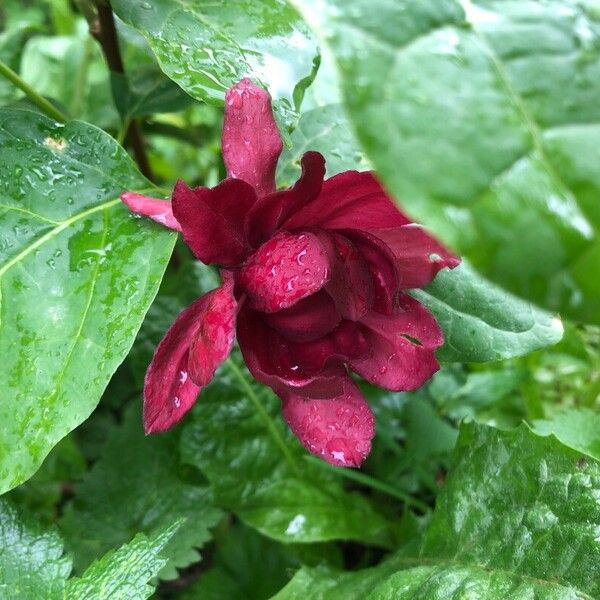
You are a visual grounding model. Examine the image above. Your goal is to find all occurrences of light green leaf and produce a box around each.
[111,0,319,129]
[533,408,600,461]
[276,424,600,599]
[180,354,391,546]
[291,0,600,322]
[0,499,178,600]
[66,524,179,600]
[60,404,222,580]
[0,499,70,600]
[0,110,175,493]
[413,262,564,362]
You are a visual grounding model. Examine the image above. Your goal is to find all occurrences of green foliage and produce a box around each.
[0,499,178,600]
[60,404,222,580]
[290,0,600,323]
[111,0,319,129]
[0,111,175,494]
[276,424,600,599]
[180,354,392,546]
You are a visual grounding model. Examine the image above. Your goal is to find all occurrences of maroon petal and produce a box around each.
[341,229,399,315]
[188,272,238,386]
[246,151,326,246]
[237,231,330,313]
[282,171,411,231]
[237,306,346,399]
[171,178,257,267]
[222,78,283,197]
[280,378,375,467]
[144,280,237,433]
[121,192,182,232]
[263,290,341,343]
[350,295,443,391]
[317,232,374,321]
[369,226,460,289]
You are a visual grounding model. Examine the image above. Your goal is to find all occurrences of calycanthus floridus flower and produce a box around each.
[122,78,460,468]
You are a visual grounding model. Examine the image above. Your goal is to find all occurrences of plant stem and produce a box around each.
[90,0,154,181]
[225,358,300,474]
[0,59,67,123]
[303,455,431,513]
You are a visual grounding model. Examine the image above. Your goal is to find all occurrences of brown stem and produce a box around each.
[91,0,154,181]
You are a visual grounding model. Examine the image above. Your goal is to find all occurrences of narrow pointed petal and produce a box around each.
[369,226,460,289]
[282,171,411,231]
[171,178,257,267]
[144,279,237,433]
[350,295,443,391]
[121,192,182,232]
[280,378,375,467]
[222,78,283,197]
[188,273,237,386]
[246,151,326,246]
[238,231,330,313]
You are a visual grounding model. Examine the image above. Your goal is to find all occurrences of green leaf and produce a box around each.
[0,499,71,599]
[276,424,600,598]
[0,110,175,494]
[60,404,222,580]
[533,408,600,462]
[291,0,600,323]
[0,498,178,600]
[412,262,564,362]
[111,0,319,129]
[180,355,391,546]
[277,103,370,187]
[66,524,179,600]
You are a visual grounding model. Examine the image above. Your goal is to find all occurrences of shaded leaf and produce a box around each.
[61,404,222,580]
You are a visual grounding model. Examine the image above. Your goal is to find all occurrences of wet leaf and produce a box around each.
[0,110,175,493]
[413,262,564,362]
[275,424,600,598]
[111,0,319,129]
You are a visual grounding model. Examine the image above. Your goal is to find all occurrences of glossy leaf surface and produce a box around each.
[291,0,600,322]
[111,0,319,128]
[276,424,600,598]
[0,110,175,493]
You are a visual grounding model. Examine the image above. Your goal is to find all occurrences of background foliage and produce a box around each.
[0,1,598,598]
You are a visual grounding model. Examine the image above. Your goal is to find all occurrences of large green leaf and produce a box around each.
[0,498,178,600]
[111,0,319,129]
[275,424,600,599]
[60,404,222,580]
[413,262,564,362]
[291,0,600,323]
[0,110,175,494]
[180,354,391,546]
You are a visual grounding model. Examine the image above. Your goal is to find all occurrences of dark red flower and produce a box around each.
[122,78,459,467]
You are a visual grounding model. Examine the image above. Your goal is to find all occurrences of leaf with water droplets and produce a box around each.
[0,110,175,493]
[275,424,600,599]
[111,0,319,130]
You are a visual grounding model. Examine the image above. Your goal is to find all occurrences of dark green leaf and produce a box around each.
[0,110,175,493]
[413,263,564,362]
[111,0,319,129]
[61,404,222,580]
[276,424,600,598]
[180,355,391,545]
[292,0,600,322]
